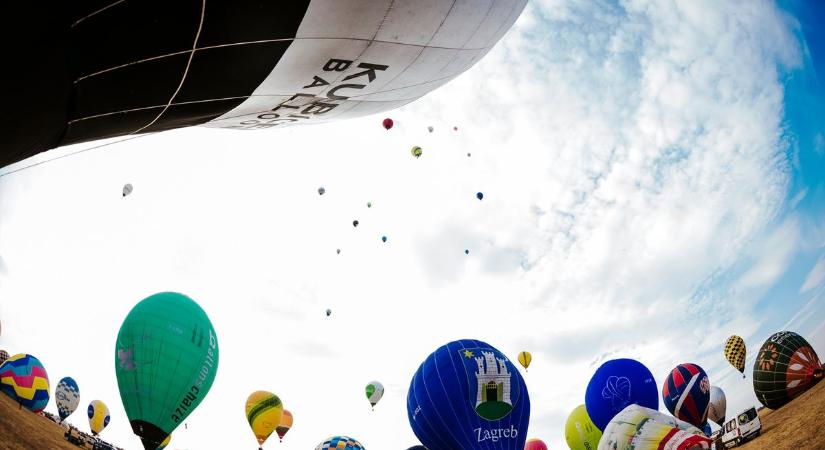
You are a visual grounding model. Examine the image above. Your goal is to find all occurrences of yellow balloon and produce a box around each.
[245,391,284,447]
[87,400,110,436]
[565,404,601,450]
[724,335,746,375]
[517,351,532,370]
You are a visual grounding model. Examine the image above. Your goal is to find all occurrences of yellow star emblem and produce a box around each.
[463,350,474,358]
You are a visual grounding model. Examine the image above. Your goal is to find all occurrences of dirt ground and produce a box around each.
[0,393,80,450]
[738,379,825,450]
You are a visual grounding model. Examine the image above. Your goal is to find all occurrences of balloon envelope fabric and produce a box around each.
[662,363,711,427]
[585,358,658,430]
[115,292,219,450]
[598,404,712,450]
[0,353,50,412]
[407,339,530,450]
[55,376,80,421]
[315,435,365,450]
[753,331,823,409]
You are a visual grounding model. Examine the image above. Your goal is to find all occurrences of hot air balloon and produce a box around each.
[367,202,372,208]
[2,1,527,170]
[353,220,359,227]
[411,146,423,158]
[427,126,434,133]
[454,126,459,131]
[381,236,387,243]
[565,404,601,450]
[123,183,133,197]
[724,335,746,377]
[465,249,470,255]
[0,353,50,412]
[315,436,365,450]
[525,438,548,450]
[336,249,341,255]
[326,309,332,317]
[598,404,712,450]
[0,350,8,366]
[662,363,711,428]
[517,351,532,371]
[88,400,111,436]
[245,391,283,449]
[407,339,530,450]
[115,292,219,450]
[366,381,384,410]
[585,358,658,431]
[55,377,80,422]
[753,331,823,409]
[707,386,726,427]
[476,192,484,200]
[467,152,472,157]
[157,434,172,450]
[276,409,293,442]
[318,187,326,195]
[383,118,394,130]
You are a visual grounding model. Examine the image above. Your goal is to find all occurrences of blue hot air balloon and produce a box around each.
[662,363,711,428]
[585,358,658,430]
[476,192,484,200]
[407,339,530,450]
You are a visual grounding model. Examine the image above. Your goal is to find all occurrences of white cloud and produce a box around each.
[800,256,825,294]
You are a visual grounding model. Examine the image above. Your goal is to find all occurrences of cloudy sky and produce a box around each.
[1,1,824,449]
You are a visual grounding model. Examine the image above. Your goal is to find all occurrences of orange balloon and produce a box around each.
[276,409,293,441]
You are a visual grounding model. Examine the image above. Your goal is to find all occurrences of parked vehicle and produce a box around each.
[719,407,761,448]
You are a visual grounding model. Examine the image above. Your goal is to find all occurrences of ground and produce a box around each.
[0,392,81,450]
[738,379,825,450]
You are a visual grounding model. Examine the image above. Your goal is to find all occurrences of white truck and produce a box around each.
[713,407,761,448]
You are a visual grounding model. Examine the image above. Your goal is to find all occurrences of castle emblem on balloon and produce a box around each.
[601,376,631,408]
[462,349,518,420]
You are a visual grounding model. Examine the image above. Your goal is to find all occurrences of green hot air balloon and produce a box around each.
[115,292,219,450]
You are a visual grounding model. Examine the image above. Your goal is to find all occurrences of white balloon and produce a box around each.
[708,386,727,426]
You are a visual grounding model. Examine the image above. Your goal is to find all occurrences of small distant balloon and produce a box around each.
[453,126,458,131]
[0,350,8,366]
[367,202,372,208]
[336,249,341,255]
[381,236,387,243]
[326,309,332,317]
[353,220,359,227]
[383,118,394,130]
[55,377,80,422]
[427,126,434,133]
[724,335,746,377]
[476,192,484,200]
[525,438,547,450]
[464,249,469,255]
[87,400,111,436]
[366,381,384,410]
[122,183,133,197]
[411,146,423,158]
[318,187,326,195]
[467,152,471,157]
[277,409,293,442]
[518,351,532,371]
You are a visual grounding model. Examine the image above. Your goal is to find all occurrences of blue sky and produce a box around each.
[1,2,824,450]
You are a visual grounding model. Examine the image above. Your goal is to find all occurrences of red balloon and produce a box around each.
[525,438,547,450]
[382,118,394,130]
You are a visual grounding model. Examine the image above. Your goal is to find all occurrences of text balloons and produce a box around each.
[246,390,284,447]
[598,404,712,450]
[585,358,658,430]
[662,363,710,427]
[115,292,219,450]
[0,353,50,412]
[753,331,823,409]
[55,377,80,422]
[707,386,726,426]
[407,339,530,450]
[88,400,111,436]
[564,404,601,450]
[2,1,527,169]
